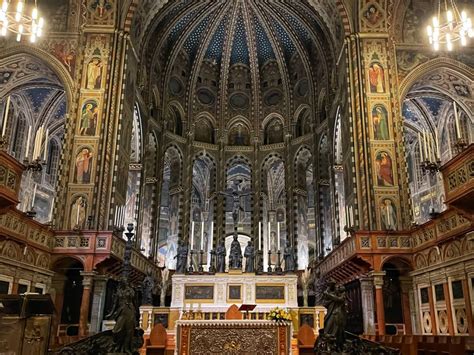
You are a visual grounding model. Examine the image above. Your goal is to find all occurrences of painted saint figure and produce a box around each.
[381,199,397,230]
[372,105,389,140]
[86,57,103,90]
[70,196,86,229]
[75,148,93,183]
[375,151,394,186]
[368,63,385,93]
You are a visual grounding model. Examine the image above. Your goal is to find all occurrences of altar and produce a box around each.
[170,273,298,311]
[176,320,291,355]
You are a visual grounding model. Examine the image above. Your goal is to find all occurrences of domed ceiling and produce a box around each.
[139,0,339,135]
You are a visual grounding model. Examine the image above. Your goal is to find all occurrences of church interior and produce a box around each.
[0,0,473,354]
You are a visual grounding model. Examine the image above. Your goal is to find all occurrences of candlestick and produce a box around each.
[435,130,440,160]
[349,206,354,227]
[191,221,195,250]
[43,128,49,161]
[258,221,262,250]
[200,221,204,250]
[25,126,32,159]
[2,96,10,137]
[277,222,280,251]
[418,132,424,162]
[453,101,461,139]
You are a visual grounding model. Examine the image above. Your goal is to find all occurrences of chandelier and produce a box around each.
[426,0,473,51]
[0,0,45,42]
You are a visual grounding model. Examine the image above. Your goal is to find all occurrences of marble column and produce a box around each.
[79,271,96,336]
[360,276,375,335]
[399,277,413,335]
[89,275,108,334]
[371,271,386,335]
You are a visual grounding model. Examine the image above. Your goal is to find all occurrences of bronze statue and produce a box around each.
[322,281,347,349]
[229,233,242,269]
[175,239,188,274]
[283,240,295,272]
[141,271,154,305]
[219,180,252,228]
[216,241,226,273]
[244,240,255,272]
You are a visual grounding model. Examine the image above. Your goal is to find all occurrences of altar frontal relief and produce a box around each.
[255,285,285,302]
[184,285,214,301]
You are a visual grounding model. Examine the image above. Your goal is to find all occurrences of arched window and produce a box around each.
[264,118,284,144]
[295,108,311,137]
[194,118,214,144]
[228,124,250,146]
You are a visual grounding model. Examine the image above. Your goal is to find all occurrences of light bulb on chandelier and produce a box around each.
[426,0,473,51]
[0,0,45,43]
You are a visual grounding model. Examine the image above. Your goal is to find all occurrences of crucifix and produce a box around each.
[219,179,252,230]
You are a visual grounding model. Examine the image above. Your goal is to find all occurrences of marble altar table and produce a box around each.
[176,320,291,355]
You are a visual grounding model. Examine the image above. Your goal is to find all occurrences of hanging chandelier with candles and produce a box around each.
[0,0,45,43]
[427,0,473,51]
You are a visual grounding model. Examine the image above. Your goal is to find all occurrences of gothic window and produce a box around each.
[194,118,214,144]
[228,124,250,146]
[46,139,61,186]
[295,108,311,137]
[264,118,284,144]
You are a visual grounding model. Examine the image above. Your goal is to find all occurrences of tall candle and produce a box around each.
[435,130,440,160]
[277,222,280,250]
[2,96,10,136]
[210,221,214,250]
[427,134,432,162]
[200,221,204,250]
[267,221,271,250]
[25,126,32,159]
[31,184,37,208]
[258,222,262,250]
[190,221,195,250]
[423,131,428,160]
[43,128,49,161]
[418,132,424,161]
[453,101,461,139]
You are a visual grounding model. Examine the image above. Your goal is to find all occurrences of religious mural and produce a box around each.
[375,151,394,187]
[372,104,390,140]
[75,148,93,184]
[368,62,385,94]
[380,198,397,231]
[70,195,87,229]
[86,57,104,90]
[79,100,99,136]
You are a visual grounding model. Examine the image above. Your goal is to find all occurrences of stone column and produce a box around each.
[360,276,376,335]
[79,271,95,336]
[427,284,437,335]
[399,277,413,335]
[371,271,386,335]
[443,282,455,335]
[89,275,108,334]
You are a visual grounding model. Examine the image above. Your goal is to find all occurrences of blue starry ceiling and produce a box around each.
[230,14,250,65]
[24,87,55,112]
[158,1,319,68]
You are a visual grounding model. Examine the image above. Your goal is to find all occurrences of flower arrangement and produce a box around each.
[268,307,292,322]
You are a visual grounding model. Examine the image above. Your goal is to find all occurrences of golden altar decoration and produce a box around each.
[176,319,291,355]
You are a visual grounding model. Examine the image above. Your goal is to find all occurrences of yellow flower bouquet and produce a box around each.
[267,307,292,322]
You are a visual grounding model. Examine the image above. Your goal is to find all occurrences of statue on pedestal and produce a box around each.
[175,239,188,274]
[229,233,242,269]
[283,240,295,272]
[216,241,226,273]
[244,241,255,273]
[141,271,155,305]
